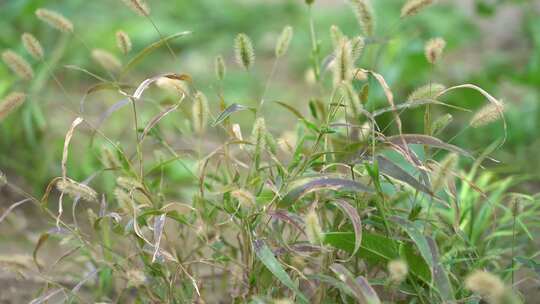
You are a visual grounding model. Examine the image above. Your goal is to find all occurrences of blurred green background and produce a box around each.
[1,0,539,195]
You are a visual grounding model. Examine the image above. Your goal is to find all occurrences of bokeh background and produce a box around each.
[0,0,539,300]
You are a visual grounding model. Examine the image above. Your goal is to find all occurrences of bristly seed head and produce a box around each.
[116,30,132,55]
[425,37,446,64]
[407,83,446,102]
[401,0,435,18]
[234,33,255,70]
[333,40,353,87]
[2,50,34,80]
[470,102,504,128]
[156,77,189,96]
[35,8,74,33]
[330,25,346,48]
[91,49,122,72]
[56,179,98,202]
[305,209,323,245]
[465,270,507,304]
[0,92,26,122]
[275,25,293,58]
[215,55,226,81]
[350,36,365,62]
[231,189,256,208]
[388,260,408,284]
[192,91,209,134]
[21,33,44,60]
[349,0,375,36]
[121,0,151,16]
[431,153,458,192]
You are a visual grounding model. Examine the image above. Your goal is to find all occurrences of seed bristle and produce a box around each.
[91,49,122,72]
[1,50,34,80]
[21,33,44,60]
[425,37,446,64]
[35,8,74,33]
[0,92,27,122]
[116,30,132,55]
[121,0,151,16]
[470,102,504,128]
[56,179,98,202]
[234,33,255,70]
[349,0,375,36]
[401,0,435,18]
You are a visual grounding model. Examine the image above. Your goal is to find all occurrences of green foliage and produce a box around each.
[0,1,539,303]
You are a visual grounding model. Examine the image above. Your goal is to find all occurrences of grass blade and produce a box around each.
[253,239,309,303]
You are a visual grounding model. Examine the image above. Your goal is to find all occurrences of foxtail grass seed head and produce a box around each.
[333,40,353,87]
[431,153,458,192]
[465,270,507,304]
[56,179,98,202]
[91,49,122,72]
[156,77,188,96]
[0,92,26,122]
[117,176,143,191]
[401,0,435,18]
[35,8,73,33]
[114,188,133,213]
[432,113,453,135]
[231,189,256,208]
[470,102,504,128]
[21,33,44,60]
[215,55,226,81]
[252,117,267,167]
[100,146,121,169]
[2,50,34,80]
[127,269,147,287]
[275,25,293,58]
[350,36,365,61]
[116,30,132,55]
[388,260,408,284]
[425,37,446,64]
[121,0,150,16]
[278,131,296,154]
[305,209,323,245]
[192,91,209,134]
[305,0,315,5]
[330,25,346,48]
[407,83,446,101]
[349,0,375,36]
[234,33,255,70]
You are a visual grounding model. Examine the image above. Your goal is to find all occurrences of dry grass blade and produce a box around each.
[152,214,166,263]
[333,200,362,259]
[0,198,32,224]
[139,103,181,143]
[61,117,84,180]
[120,31,191,76]
[386,134,472,158]
[440,84,507,147]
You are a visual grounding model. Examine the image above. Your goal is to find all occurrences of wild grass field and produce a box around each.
[1,0,539,303]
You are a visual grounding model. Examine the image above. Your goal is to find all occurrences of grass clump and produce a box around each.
[0,2,538,304]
